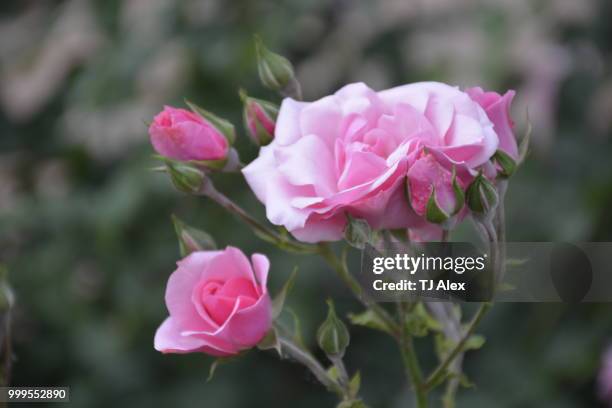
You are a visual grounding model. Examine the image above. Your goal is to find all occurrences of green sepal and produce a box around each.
[171,214,217,256]
[348,309,393,335]
[451,166,465,215]
[426,187,450,224]
[272,267,298,320]
[163,159,205,194]
[257,327,281,355]
[493,149,517,178]
[207,352,248,382]
[188,157,228,171]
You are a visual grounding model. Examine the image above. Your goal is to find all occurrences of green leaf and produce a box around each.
[348,309,392,335]
[349,371,361,398]
[327,365,339,382]
[171,214,217,256]
[405,303,442,338]
[493,149,517,178]
[272,267,298,320]
[464,334,486,351]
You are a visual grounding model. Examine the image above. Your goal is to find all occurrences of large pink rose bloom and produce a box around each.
[243,82,513,243]
[149,106,229,161]
[154,247,272,356]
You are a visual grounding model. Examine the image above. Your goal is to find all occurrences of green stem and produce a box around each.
[278,336,344,396]
[199,178,317,254]
[317,243,400,337]
[397,302,428,408]
[423,303,491,391]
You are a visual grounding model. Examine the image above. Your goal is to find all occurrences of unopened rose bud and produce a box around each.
[406,155,465,225]
[465,172,499,215]
[149,106,231,166]
[317,300,350,357]
[239,89,278,146]
[255,36,300,97]
[164,160,205,194]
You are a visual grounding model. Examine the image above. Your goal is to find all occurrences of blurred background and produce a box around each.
[1,0,612,407]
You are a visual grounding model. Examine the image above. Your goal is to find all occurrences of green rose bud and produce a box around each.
[317,300,350,357]
[465,172,499,215]
[164,159,205,194]
[255,36,300,97]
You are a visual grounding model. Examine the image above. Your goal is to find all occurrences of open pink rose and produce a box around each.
[149,106,229,161]
[243,82,510,242]
[154,247,272,356]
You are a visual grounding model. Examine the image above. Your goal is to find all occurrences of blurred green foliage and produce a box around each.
[1,0,612,407]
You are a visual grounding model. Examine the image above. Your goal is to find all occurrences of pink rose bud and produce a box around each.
[240,90,278,146]
[407,154,465,225]
[154,247,272,356]
[149,106,230,162]
[599,347,612,405]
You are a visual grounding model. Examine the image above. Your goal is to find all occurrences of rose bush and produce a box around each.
[149,106,229,162]
[243,82,516,243]
[154,247,272,356]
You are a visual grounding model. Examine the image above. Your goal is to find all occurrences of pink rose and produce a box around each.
[154,247,272,356]
[149,106,229,162]
[243,82,508,243]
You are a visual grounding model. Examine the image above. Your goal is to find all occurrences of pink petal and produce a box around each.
[275,134,337,196]
[299,95,343,147]
[290,213,346,243]
[166,251,223,331]
[154,317,237,356]
[275,98,308,146]
[251,254,270,292]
